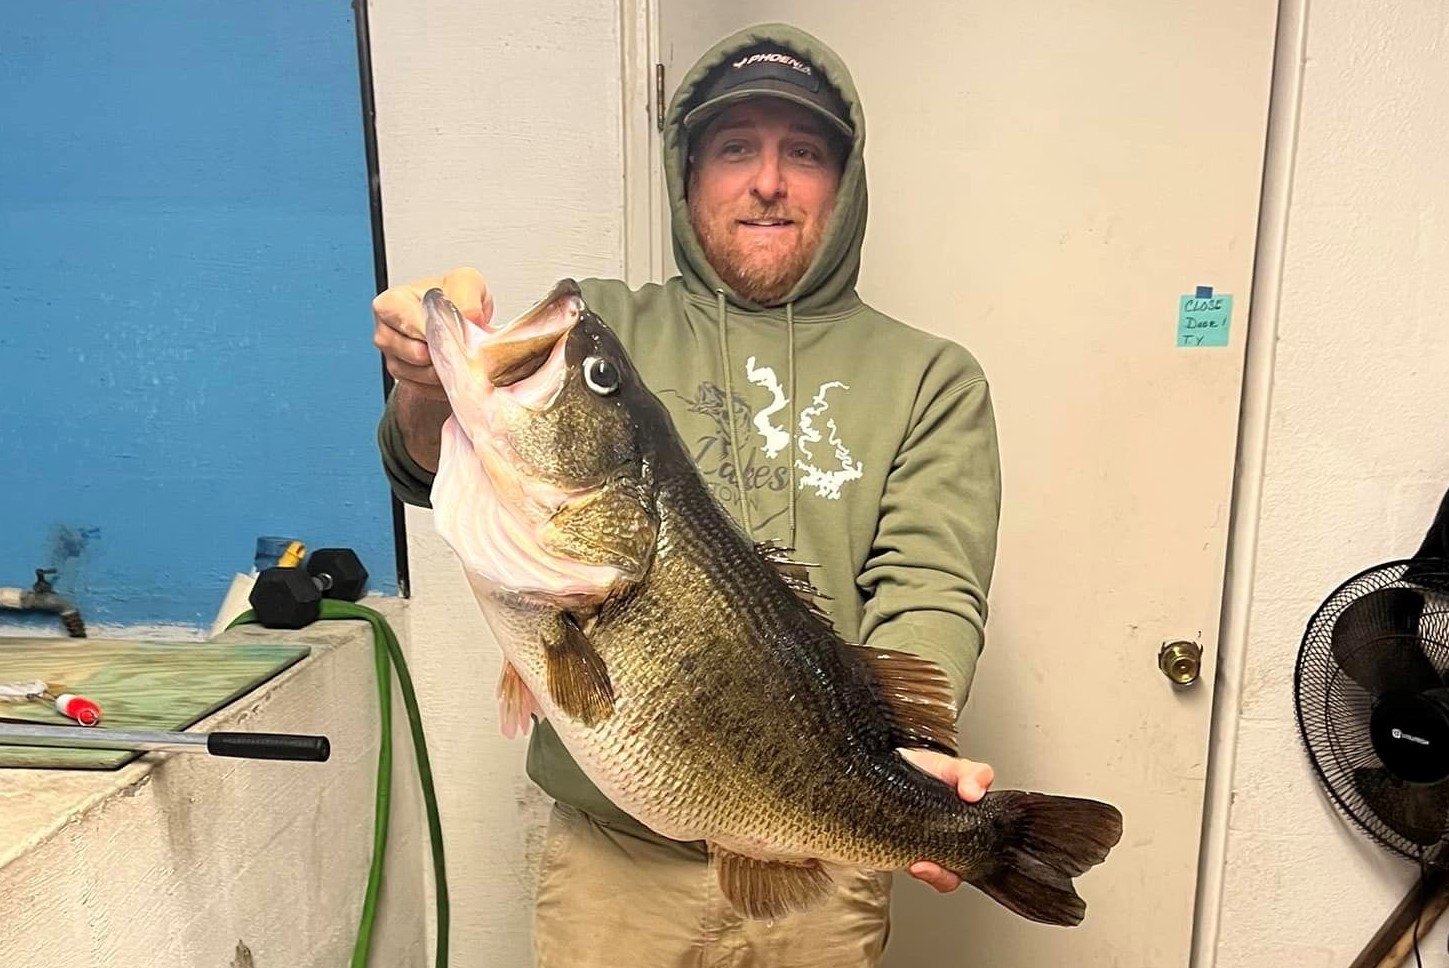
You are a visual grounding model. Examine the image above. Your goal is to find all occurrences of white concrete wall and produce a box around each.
[1208,1,1449,965]
[366,1,628,965]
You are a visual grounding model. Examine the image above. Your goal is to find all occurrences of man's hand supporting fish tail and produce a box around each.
[899,748,996,893]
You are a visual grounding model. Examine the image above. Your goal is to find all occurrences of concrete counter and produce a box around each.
[0,598,426,968]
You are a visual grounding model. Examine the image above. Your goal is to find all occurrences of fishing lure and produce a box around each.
[0,679,102,726]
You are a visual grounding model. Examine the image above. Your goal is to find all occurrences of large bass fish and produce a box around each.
[424,279,1122,926]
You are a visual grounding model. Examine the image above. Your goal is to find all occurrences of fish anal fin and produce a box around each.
[754,541,835,631]
[854,645,960,757]
[542,614,615,727]
[497,660,540,738]
[710,846,836,920]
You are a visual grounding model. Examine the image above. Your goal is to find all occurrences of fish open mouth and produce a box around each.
[485,331,565,387]
[423,278,584,400]
[479,279,584,388]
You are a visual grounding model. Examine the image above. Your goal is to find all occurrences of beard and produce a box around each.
[688,192,832,306]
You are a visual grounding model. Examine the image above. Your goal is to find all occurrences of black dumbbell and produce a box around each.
[249,548,369,629]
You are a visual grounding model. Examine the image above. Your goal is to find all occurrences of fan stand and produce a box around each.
[1350,866,1449,968]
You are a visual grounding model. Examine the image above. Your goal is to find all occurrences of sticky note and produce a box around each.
[1178,286,1232,347]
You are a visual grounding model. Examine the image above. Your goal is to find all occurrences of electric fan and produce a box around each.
[1296,488,1449,862]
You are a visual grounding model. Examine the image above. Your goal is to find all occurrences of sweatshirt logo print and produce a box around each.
[745,356,790,459]
[742,360,864,501]
[664,361,864,520]
[794,381,864,499]
[664,383,789,516]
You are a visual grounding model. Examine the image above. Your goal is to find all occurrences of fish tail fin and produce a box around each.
[963,792,1123,927]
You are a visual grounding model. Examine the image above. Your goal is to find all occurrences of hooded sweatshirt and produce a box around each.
[376,22,1002,847]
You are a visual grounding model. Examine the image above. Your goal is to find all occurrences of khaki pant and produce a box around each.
[533,803,893,968]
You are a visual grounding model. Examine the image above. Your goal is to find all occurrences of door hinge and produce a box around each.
[655,63,665,132]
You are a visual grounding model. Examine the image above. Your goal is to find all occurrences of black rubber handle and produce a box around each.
[206,731,331,762]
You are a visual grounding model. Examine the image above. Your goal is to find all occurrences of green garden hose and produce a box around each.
[229,600,448,967]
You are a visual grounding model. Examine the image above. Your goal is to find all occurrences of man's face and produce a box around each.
[687,97,845,306]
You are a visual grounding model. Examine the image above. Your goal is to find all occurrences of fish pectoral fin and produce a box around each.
[709,847,836,920]
[854,645,960,757]
[542,614,616,727]
[542,481,657,580]
[497,660,541,738]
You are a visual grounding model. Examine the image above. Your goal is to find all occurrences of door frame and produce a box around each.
[1189,0,1304,965]
[620,0,667,288]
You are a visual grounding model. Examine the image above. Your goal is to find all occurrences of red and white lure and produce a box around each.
[0,679,102,726]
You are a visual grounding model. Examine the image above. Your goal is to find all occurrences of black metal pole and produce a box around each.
[352,0,411,599]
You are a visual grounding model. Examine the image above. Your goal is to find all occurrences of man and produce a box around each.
[373,22,1002,968]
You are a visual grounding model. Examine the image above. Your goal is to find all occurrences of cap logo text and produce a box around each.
[732,52,813,77]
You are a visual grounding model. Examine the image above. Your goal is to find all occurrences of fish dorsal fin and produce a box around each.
[755,541,835,630]
[853,645,960,757]
[709,845,837,920]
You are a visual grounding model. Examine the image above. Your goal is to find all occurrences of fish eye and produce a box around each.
[583,356,621,396]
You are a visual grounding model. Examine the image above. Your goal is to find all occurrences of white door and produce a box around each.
[644,3,1278,965]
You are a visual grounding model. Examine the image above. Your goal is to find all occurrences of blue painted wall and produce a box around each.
[0,2,396,630]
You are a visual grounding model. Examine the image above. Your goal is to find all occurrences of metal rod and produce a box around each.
[0,722,330,762]
[0,722,207,751]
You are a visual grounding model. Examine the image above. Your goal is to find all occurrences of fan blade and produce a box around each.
[1330,587,1436,696]
[1353,766,1449,847]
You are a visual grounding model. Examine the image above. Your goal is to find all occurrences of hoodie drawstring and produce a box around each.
[716,290,801,552]
[786,300,797,551]
[716,289,754,538]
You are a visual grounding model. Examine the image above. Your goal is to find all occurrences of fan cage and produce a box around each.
[1294,558,1449,866]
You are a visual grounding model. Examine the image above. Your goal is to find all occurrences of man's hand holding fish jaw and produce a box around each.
[373,267,494,398]
[374,266,494,470]
[898,748,996,893]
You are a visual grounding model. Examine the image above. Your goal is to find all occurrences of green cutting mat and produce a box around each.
[0,636,310,770]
